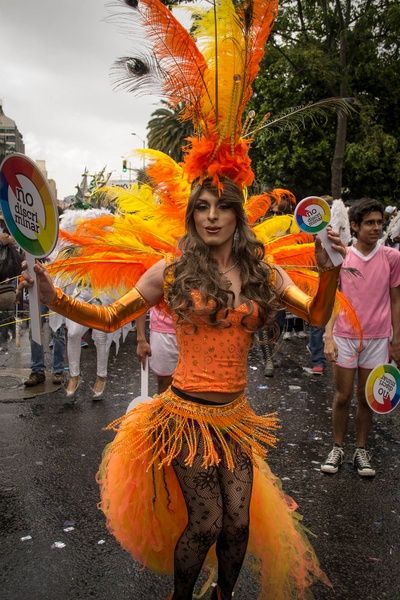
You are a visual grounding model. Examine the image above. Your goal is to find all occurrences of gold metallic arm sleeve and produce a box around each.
[48,287,150,332]
[280,266,340,327]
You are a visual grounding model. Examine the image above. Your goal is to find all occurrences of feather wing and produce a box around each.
[266,232,314,252]
[49,247,159,294]
[136,149,191,222]
[253,215,300,244]
[48,233,172,293]
[284,269,362,342]
[49,208,180,294]
[245,188,297,225]
[269,243,316,269]
[245,193,272,225]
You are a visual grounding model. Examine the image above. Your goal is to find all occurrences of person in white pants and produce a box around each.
[66,321,109,398]
[65,289,128,399]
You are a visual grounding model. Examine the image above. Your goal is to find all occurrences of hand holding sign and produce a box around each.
[0,154,59,345]
[294,196,343,267]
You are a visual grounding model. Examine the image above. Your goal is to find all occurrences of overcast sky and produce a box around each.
[0,0,164,199]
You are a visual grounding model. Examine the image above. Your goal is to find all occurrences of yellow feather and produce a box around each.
[99,183,157,216]
[195,0,245,133]
[253,215,300,244]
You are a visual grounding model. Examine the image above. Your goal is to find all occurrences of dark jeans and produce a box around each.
[31,325,66,374]
[308,326,326,367]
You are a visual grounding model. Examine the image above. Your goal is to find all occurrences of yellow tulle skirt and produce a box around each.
[97,389,330,599]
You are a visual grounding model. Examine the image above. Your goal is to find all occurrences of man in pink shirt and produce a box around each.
[322,198,400,477]
[136,306,178,393]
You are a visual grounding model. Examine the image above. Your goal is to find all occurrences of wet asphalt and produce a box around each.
[0,320,399,600]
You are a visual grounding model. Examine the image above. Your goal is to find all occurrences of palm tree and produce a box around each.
[147,101,194,162]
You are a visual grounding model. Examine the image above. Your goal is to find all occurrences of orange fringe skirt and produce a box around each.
[97,389,330,599]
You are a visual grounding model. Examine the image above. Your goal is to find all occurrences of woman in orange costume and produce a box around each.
[22,176,343,600]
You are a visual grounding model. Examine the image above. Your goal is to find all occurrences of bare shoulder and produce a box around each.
[147,258,167,277]
[136,259,166,305]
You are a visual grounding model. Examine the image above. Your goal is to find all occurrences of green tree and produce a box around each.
[147,101,194,162]
[158,0,400,202]
[250,0,400,202]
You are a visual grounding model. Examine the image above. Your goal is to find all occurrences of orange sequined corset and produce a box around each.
[171,291,259,393]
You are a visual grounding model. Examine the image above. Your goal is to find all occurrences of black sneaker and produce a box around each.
[353,448,376,477]
[52,373,64,385]
[320,446,345,474]
[24,372,46,387]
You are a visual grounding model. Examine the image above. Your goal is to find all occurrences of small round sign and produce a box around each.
[294,196,331,234]
[0,154,58,257]
[365,363,400,414]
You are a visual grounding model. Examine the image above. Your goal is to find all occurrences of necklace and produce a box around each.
[219,261,238,276]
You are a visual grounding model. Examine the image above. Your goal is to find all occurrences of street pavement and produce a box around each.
[1,321,400,600]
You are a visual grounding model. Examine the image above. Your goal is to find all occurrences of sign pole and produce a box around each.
[0,153,59,348]
[26,253,42,345]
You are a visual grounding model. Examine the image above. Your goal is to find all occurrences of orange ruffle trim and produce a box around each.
[97,390,331,599]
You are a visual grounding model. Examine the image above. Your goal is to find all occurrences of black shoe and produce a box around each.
[353,448,376,477]
[320,445,344,474]
[52,373,64,385]
[24,372,46,387]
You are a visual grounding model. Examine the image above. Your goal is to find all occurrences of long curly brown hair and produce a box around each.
[165,178,279,329]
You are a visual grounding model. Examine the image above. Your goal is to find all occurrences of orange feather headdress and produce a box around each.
[47,0,361,339]
[112,0,278,189]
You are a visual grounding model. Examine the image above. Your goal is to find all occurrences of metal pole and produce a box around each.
[131,133,146,171]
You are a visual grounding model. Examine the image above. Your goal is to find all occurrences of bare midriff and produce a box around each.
[179,389,245,404]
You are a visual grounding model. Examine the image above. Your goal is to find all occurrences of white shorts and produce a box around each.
[334,336,389,369]
[149,331,179,376]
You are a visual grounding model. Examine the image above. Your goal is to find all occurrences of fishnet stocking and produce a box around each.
[172,436,253,600]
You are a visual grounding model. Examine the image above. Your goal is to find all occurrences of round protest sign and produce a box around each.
[0,154,58,257]
[365,363,400,414]
[294,196,331,234]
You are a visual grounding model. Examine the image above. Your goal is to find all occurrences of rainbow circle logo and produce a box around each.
[0,154,58,257]
[294,196,331,234]
[365,363,400,414]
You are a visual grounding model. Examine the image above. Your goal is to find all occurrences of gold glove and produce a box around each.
[48,287,150,332]
[280,266,340,327]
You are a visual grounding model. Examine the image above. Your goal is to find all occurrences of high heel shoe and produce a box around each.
[210,585,232,599]
[66,375,81,398]
[92,376,107,400]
